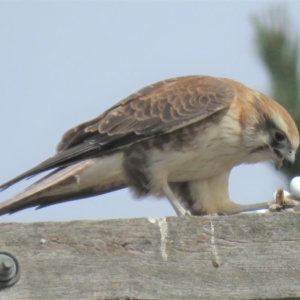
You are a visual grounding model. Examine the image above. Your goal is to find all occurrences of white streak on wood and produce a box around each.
[1,215,300,299]
[158,217,168,261]
[209,216,220,266]
[147,217,169,260]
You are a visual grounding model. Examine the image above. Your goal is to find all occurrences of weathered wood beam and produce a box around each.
[0,213,300,300]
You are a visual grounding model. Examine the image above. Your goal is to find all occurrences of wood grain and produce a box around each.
[0,213,300,300]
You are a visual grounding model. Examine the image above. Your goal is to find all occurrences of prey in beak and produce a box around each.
[272,147,295,170]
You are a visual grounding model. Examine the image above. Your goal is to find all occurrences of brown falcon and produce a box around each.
[0,75,298,216]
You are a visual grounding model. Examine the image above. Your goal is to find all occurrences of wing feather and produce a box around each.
[58,75,236,151]
[0,75,236,190]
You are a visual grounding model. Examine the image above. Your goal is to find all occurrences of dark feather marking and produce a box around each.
[5,185,127,215]
[0,143,100,191]
[0,76,236,192]
[169,182,207,216]
[123,144,151,196]
[0,132,151,191]
[252,109,291,153]
[57,76,236,152]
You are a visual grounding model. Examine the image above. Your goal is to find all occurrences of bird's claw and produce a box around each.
[269,203,285,212]
[268,188,300,212]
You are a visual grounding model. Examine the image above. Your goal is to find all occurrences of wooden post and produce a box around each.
[0,213,300,299]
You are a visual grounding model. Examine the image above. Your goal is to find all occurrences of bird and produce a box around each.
[0,75,298,217]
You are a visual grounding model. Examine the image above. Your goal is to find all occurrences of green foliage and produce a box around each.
[252,6,300,178]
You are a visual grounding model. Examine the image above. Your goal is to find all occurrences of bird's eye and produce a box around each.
[274,131,285,142]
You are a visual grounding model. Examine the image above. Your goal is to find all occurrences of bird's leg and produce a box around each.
[217,188,300,215]
[218,201,273,215]
[162,184,191,216]
[218,197,299,215]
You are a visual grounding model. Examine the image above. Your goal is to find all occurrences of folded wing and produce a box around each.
[0,75,236,190]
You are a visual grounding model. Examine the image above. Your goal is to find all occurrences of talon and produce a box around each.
[272,189,299,211]
[269,203,283,212]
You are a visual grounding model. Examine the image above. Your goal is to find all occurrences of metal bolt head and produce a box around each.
[2,259,13,272]
[0,252,19,288]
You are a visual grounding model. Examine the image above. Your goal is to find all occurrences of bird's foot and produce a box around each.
[173,203,191,217]
[206,212,224,217]
[268,189,300,212]
[183,210,192,216]
[268,202,298,212]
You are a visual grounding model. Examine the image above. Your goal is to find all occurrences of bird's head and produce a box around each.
[241,92,299,169]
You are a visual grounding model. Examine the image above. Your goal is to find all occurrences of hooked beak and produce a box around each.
[272,148,295,169]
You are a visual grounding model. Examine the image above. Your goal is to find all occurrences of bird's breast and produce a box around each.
[146,113,246,182]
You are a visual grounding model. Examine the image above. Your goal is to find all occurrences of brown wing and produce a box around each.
[57,75,236,151]
[0,75,236,190]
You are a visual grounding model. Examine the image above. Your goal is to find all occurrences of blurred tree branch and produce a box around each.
[252,5,300,178]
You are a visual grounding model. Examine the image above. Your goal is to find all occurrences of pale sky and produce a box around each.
[0,1,299,222]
